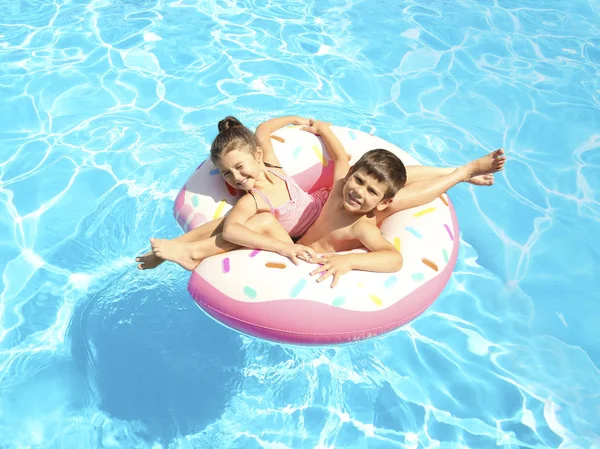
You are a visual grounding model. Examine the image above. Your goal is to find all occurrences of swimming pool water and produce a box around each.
[1,0,599,447]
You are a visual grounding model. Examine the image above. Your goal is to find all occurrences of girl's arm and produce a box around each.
[255,116,310,167]
[314,122,350,182]
[222,194,316,263]
[302,121,350,182]
[255,116,309,139]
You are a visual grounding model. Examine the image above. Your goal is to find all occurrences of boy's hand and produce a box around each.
[310,254,354,288]
[277,243,317,265]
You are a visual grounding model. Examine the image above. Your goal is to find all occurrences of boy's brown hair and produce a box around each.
[349,149,407,199]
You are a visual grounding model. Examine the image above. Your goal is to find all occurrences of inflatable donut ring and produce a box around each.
[173,126,459,345]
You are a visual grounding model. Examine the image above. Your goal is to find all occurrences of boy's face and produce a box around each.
[342,169,392,213]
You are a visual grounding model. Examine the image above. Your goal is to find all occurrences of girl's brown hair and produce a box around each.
[210,116,260,164]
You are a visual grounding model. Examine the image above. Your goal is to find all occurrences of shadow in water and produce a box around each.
[69,269,244,443]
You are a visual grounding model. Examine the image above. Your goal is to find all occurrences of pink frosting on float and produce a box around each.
[187,201,459,345]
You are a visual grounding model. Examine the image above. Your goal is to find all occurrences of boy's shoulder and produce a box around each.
[349,215,378,237]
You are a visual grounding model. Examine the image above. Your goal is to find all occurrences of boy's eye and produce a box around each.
[368,188,378,195]
[354,176,364,185]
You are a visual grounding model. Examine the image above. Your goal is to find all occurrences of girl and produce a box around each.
[137,116,347,270]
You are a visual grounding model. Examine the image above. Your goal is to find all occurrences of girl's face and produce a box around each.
[215,148,264,191]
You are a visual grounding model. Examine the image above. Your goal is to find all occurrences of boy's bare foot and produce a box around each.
[136,250,165,270]
[468,173,494,186]
[150,238,201,271]
[465,149,506,180]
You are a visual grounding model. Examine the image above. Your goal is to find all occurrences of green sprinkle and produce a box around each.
[332,296,346,307]
[243,286,257,299]
[412,273,425,282]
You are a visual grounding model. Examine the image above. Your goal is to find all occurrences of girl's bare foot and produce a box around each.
[466,149,506,179]
[150,238,201,271]
[468,173,494,186]
[136,251,165,270]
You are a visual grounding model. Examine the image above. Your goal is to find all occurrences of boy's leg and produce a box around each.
[149,213,293,271]
[405,166,494,186]
[378,149,506,221]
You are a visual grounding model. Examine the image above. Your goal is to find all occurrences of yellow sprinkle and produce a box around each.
[312,145,327,166]
[393,237,401,252]
[357,283,364,288]
[213,200,226,219]
[369,294,382,306]
[413,207,436,217]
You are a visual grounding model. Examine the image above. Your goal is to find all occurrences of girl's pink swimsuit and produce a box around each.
[250,168,329,238]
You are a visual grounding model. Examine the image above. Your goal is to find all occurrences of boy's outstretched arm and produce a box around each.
[310,221,403,287]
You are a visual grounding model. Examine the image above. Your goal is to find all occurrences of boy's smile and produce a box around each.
[342,169,390,213]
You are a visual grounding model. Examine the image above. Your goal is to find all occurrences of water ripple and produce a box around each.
[1,0,599,447]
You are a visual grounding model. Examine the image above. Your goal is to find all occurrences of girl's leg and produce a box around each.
[136,217,226,269]
[150,213,292,271]
[378,149,505,221]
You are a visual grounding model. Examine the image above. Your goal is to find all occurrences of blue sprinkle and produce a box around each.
[290,279,307,298]
[412,273,425,282]
[293,146,302,158]
[384,276,397,289]
[348,130,357,140]
[209,168,219,175]
[406,227,423,238]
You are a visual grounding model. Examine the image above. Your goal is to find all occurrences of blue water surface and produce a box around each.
[1,0,599,447]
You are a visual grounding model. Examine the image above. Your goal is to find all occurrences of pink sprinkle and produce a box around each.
[249,249,261,258]
[444,224,453,241]
[222,258,230,273]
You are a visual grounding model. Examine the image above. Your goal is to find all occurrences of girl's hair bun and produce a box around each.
[218,116,243,133]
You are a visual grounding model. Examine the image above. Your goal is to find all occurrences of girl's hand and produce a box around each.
[296,117,312,127]
[277,243,317,265]
[300,119,331,135]
[310,254,354,288]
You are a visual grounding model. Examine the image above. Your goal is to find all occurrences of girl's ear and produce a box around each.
[255,146,264,163]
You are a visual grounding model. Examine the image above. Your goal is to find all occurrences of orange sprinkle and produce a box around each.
[270,134,285,143]
[369,294,382,306]
[265,262,287,269]
[439,194,448,206]
[393,237,401,252]
[413,207,436,217]
[421,257,439,272]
